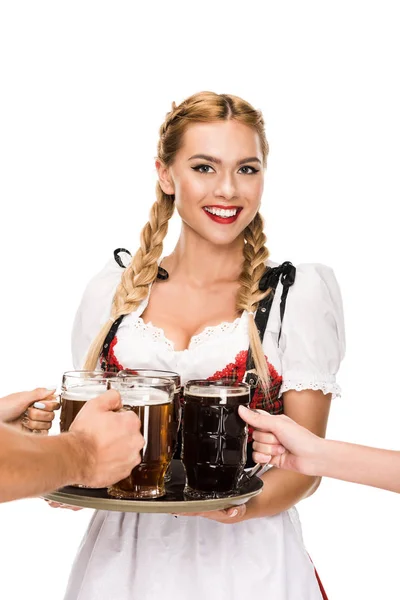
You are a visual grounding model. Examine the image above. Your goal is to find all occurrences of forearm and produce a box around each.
[244,467,320,519]
[243,389,330,519]
[315,439,400,493]
[0,424,87,502]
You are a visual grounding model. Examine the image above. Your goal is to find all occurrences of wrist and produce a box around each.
[63,431,96,485]
[310,438,334,477]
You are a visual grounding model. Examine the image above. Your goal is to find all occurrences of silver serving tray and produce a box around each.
[44,460,263,513]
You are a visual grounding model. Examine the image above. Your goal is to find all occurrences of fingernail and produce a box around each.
[45,387,57,393]
[21,417,28,425]
[33,402,46,409]
[230,509,238,518]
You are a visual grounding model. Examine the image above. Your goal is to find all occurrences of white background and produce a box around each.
[0,1,399,598]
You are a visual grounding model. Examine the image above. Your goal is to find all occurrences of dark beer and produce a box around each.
[183,383,250,498]
[108,387,173,499]
[168,388,182,455]
[60,384,108,432]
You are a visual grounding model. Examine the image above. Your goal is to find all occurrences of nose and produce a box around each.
[213,172,238,201]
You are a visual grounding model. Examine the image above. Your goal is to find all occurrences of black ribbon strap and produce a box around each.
[104,249,170,361]
[113,248,132,268]
[277,261,296,344]
[157,267,169,280]
[102,315,124,361]
[113,248,169,280]
[244,261,296,388]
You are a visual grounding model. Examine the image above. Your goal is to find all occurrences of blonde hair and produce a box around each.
[85,91,272,388]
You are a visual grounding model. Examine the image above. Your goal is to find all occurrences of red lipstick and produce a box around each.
[202,206,242,225]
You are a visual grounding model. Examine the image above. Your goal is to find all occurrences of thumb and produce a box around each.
[238,405,273,431]
[89,390,122,412]
[3,388,56,412]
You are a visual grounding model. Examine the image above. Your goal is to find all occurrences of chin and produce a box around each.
[199,229,243,247]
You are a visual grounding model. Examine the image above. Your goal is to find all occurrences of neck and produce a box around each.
[164,224,244,287]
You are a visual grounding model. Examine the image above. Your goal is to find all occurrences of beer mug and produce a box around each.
[182,380,250,499]
[60,370,119,488]
[108,376,175,499]
[118,370,182,482]
[60,370,118,433]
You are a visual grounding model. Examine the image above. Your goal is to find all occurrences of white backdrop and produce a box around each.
[0,1,399,598]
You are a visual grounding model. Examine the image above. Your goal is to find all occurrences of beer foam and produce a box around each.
[186,385,249,398]
[62,383,108,401]
[120,387,171,407]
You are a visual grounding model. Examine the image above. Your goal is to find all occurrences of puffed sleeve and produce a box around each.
[278,263,346,398]
[71,257,125,369]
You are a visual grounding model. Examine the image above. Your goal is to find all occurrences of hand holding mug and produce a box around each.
[0,388,59,433]
[238,406,325,476]
[69,389,145,489]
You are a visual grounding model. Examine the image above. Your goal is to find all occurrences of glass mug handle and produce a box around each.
[238,462,270,486]
[246,462,270,480]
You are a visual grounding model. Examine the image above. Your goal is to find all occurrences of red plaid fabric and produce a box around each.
[100,336,123,373]
[102,343,283,441]
[207,350,283,441]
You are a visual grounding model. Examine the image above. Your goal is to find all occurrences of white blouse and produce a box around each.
[64,255,346,600]
[72,256,345,399]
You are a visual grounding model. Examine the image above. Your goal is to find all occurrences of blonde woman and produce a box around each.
[63,92,345,600]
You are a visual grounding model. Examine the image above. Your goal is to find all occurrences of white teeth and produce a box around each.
[204,207,239,218]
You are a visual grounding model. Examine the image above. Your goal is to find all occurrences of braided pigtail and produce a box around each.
[84,186,174,369]
[236,212,271,389]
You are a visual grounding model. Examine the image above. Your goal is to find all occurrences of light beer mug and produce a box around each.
[118,369,182,482]
[59,370,119,488]
[108,376,175,499]
[60,370,118,433]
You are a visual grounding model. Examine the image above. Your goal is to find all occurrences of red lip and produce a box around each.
[203,205,240,210]
[202,207,242,225]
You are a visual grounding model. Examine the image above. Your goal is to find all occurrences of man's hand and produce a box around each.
[0,388,60,433]
[69,390,145,488]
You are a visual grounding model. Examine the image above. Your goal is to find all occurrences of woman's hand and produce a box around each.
[0,388,60,433]
[175,504,247,524]
[43,499,83,511]
[238,405,325,476]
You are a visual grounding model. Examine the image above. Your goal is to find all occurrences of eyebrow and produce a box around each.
[188,154,262,166]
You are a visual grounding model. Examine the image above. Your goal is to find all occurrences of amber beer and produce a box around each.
[108,380,174,499]
[60,370,116,432]
[60,383,108,432]
[118,370,182,459]
[60,372,114,488]
[183,381,250,499]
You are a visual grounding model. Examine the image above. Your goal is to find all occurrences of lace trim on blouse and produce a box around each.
[131,316,242,351]
[280,380,341,399]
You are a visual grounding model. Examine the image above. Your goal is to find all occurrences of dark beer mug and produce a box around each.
[108,376,175,499]
[182,380,250,499]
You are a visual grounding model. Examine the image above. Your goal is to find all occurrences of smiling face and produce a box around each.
[157,120,265,246]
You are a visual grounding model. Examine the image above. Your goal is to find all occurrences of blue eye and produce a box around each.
[238,166,260,175]
[191,164,215,174]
